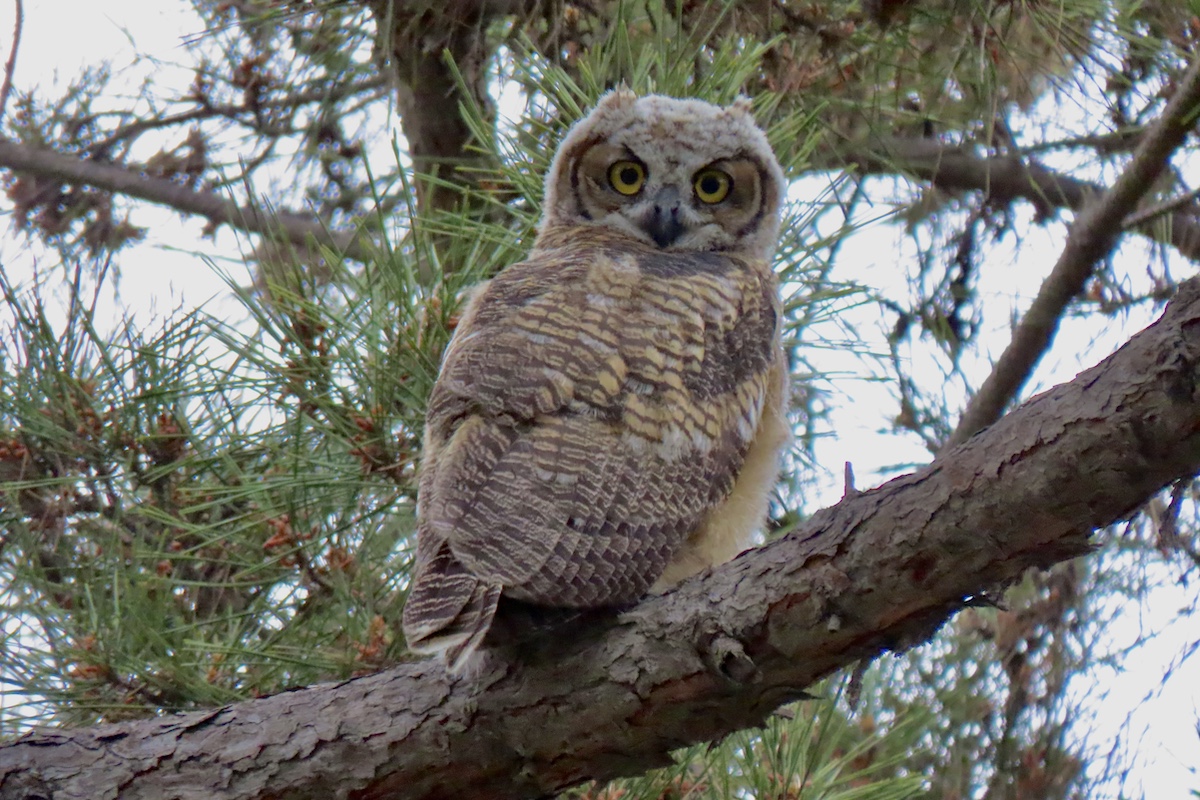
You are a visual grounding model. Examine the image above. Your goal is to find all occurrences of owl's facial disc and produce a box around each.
[541,92,786,260]
[570,142,769,252]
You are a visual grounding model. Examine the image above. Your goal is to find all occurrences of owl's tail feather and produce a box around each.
[403,560,501,672]
[441,581,502,671]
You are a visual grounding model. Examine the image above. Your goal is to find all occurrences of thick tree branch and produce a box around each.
[6,273,1200,799]
[0,137,374,262]
[944,50,1200,448]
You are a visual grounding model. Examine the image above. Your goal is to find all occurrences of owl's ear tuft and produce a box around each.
[597,86,638,111]
[728,96,755,117]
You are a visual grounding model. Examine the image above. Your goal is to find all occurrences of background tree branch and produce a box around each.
[835,130,1200,267]
[6,273,1200,800]
[0,137,373,262]
[944,48,1200,448]
[365,0,545,214]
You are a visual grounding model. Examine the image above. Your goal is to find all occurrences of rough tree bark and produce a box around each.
[4,275,1200,800]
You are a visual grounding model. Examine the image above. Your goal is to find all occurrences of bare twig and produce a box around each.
[0,0,22,123]
[89,75,389,153]
[944,51,1200,450]
[0,137,375,262]
[1122,186,1200,230]
[842,461,858,498]
[1009,127,1146,158]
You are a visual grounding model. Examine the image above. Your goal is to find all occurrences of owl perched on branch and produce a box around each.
[402,90,790,669]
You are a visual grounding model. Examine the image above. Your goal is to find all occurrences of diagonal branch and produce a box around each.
[944,50,1200,449]
[0,137,375,262]
[6,273,1200,800]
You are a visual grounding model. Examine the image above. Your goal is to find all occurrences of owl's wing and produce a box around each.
[402,247,779,662]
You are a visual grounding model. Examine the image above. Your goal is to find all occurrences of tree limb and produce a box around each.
[837,129,1200,267]
[944,49,1200,448]
[6,271,1200,799]
[0,137,374,262]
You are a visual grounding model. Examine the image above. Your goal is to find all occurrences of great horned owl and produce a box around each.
[402,89,790,668]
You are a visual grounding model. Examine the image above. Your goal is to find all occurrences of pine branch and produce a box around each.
[0,137,374,262]
[6,273,1200,800]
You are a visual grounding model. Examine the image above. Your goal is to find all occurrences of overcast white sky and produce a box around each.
[0,2,1197,797]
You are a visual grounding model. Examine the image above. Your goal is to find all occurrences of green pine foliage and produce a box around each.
[568,684,926,800]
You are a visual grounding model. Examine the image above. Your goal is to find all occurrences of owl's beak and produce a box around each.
[640,187,686,248]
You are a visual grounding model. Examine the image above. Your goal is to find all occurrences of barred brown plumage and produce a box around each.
[402,90,790,669]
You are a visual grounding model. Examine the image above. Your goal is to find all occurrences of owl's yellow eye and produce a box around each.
[608,160,646,195]
[694,169,732,203]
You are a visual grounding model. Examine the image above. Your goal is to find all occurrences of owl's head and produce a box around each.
[541,90,786,261]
